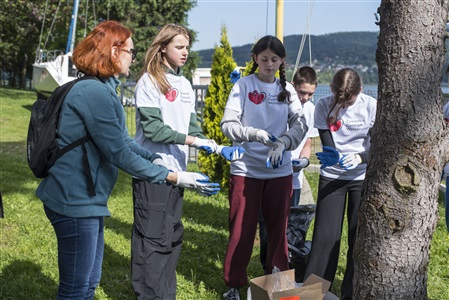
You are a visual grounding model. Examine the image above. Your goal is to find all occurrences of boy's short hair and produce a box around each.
[292,66,317,87]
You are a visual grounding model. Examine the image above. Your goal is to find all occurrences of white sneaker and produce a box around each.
[223,287,240,300]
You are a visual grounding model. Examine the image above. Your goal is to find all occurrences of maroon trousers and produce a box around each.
[223,174,292,288]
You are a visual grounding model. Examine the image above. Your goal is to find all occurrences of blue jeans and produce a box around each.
[44,205,104,300]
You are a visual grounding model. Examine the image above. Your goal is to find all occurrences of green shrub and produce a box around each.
[198,26,237,193]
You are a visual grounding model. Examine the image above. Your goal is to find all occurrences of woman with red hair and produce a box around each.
[36,20,216,299]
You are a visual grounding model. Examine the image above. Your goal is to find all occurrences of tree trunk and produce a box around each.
[353,1,449,299]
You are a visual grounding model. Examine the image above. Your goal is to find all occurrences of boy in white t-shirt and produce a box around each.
[290,67,320,205]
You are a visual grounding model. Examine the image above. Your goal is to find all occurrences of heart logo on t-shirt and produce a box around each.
[329,119,343,132]
[165,88,178,102]
[248,90,266,105]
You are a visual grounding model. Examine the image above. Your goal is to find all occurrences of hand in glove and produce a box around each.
[266,140,286,169]
[217,145,245,162]
[175,171,220,196]
[152,158,174,171]
[256,130,278,147]
[292,157,310,173]
[339,153,362,170]
[316,146,342,169]
[230,67,241,84]
[191,137,218,155]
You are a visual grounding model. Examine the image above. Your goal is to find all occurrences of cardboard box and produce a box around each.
[249,269,339,300]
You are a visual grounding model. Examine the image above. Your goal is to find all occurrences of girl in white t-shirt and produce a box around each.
[443,101,449,231]
[304,68,377,299]
[220,35,308,300]
[258,66,319,281]
[132,24,241,300]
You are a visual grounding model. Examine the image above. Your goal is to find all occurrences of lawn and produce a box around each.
[1,87,448,299]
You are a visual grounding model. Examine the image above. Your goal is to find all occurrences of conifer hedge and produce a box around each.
[198,26,238,193]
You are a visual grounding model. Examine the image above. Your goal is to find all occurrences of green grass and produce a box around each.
[1,87,449,299]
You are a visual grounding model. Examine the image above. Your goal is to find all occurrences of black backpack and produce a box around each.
[27,76,98,197]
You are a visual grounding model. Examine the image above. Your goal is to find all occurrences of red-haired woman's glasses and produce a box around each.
[121,48,137,60]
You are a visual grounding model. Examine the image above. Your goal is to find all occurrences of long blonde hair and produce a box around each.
[138,24,191,94]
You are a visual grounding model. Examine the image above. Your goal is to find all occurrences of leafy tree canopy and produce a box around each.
[2,0,198,87]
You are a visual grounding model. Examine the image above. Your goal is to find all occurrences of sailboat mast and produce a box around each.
[65,0,79,53]
[275,0,284,43]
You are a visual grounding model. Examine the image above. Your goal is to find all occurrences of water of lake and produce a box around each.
[314,84,378,103]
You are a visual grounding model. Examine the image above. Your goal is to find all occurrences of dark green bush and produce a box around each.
[198,26,238,193]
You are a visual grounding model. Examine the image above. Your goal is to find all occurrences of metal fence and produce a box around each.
[121,84,380,163]
[120,84,209,162]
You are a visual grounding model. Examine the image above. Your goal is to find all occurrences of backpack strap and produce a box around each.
[56,135,91,157]
[56,74,99,197]
[81,136,96,197]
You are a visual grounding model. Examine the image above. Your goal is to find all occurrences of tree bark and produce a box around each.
[353,1,449,299]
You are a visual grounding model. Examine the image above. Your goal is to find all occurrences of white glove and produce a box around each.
[175,171,220,196]
[191,137,218,155]
[216,145,245,162]
[292,157,310,173]
[339,153,362,170]
[256,130,277,147]
[152,158,174,171]
[266,140,286,169]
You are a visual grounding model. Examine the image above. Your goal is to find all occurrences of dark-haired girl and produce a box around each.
[220,35,308,299]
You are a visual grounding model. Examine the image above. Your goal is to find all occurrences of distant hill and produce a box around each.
[197,31,379,68]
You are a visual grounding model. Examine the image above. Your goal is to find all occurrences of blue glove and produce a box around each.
[230,67,241,84]
[316,146,341,169]
[266,140,286,169]
[196,181,221,197]
[175,172,220,196]
[339,153,362,170]
[217,145,245,162]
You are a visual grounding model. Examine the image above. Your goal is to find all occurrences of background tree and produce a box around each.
[96,0,198,81]
[198,25,237,191]
[353,1,449,298]
[1,0,199,89]
[0,0,71,88]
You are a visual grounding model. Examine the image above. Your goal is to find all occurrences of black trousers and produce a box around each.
[304,176,363,300]
[131,178,184,300]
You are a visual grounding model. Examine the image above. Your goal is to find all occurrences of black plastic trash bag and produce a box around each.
[286,204,316,282]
